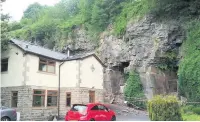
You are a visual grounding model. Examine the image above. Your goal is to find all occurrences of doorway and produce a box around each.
[89,90,95,103]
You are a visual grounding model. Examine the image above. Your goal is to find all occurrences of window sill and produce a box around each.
[32,107,46,110]
[37,71,56,76]
[32,106,58,110]
[1,71,8,74]
[47,106,58,108]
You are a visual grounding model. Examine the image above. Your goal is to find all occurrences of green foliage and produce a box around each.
[9,0,154,49]
[178,20,200,102]
[114,0,153,35]
[152,0,200,20]
[1,14,10,51]
[181,105,195,114]
[23,2,45,22]
[182,113,200,121]
[156,51,178,71]
[181,105,200,121]
[147,95,182,121]
[124,70,146,109]
[193,107,200,115]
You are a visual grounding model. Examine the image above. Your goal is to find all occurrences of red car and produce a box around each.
[65,103,116,121]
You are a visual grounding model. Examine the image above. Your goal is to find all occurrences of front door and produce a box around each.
[89,91,95,103]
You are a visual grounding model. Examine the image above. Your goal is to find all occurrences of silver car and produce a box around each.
[0,106,17,121]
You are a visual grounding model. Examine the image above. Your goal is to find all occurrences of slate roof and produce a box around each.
[9,39,105,66]
[10,39,68,60]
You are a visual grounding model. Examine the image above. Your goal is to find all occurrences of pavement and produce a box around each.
[105,104,149,121]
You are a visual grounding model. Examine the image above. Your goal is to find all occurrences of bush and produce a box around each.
[193,107,200,115]
[147,95,182,121]
[181,105,194,114]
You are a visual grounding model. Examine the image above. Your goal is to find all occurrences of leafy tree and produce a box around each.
[1,14,10,51]
[23,2,44,21]
[178,20,200,102]
[124,70,144,98]
[124,70,146,109]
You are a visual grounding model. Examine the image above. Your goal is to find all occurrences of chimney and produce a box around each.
[67,49,70,57]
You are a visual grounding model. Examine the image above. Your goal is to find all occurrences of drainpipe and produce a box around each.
[58,61,65,119]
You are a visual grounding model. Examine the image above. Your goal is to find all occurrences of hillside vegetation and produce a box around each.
[2,0,200,103]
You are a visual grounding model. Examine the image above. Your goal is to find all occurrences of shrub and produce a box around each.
[193,107,200,115]
[124,70,146,109]
[147,95,182,121]
[181,105,194,114]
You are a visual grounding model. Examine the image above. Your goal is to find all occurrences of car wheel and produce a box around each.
[111,116,116,121]
[1,117,11,121]
[90,118,95,121]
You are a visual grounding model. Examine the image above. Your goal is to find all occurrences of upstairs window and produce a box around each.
[39,58,55,73]
[1,58,8,72]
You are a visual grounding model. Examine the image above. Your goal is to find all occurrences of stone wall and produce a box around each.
[1,86,104,120]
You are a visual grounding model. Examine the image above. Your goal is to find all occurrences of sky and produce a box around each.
[1,0,60,21]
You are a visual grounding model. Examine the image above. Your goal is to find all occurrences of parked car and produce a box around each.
[0,106,17,121]
[65,103,116,121]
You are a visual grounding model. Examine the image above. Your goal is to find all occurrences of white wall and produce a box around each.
[1,45,25,87]
[60,60,78,87]
[25,54,60,87]
[1,45,104,89]
[80,56,104,89]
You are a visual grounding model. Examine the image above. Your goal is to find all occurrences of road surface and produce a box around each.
[105,104,149,121]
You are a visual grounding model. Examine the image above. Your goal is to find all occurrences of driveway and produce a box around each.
[105,104,149,121]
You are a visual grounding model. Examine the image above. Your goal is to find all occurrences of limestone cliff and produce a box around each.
[65,15,185,102]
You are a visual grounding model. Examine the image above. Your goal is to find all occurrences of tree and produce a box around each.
[1,14,10,51]
[124,70,146,109]
[124,70,144,98]
[23,2,44,22]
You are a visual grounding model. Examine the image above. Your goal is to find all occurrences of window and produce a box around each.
[47,90,58,107]
[66,92,71,107]
[39,58,55,73]
[71,105,87,115]
[32,90,45,107]
[1,58,8,72]
[91,105,99,110]
[98,105,108,112]
[11,91,18,107]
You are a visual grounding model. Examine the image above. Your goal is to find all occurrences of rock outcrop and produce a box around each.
[62,15,185,102]
[98,15,185,100]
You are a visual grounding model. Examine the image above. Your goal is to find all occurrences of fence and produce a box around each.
[125,96,200,110]
[124,97,147,110]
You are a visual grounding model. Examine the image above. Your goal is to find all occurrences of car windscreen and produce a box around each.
[71,104,87,114]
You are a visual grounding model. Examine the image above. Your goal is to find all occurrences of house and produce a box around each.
[1,39,105,120]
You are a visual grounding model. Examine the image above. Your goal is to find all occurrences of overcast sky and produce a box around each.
[2,0,60,21]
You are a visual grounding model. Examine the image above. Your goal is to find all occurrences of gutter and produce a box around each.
[58,61,65,119]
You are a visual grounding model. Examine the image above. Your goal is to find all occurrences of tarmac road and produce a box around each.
[105,104,149,121]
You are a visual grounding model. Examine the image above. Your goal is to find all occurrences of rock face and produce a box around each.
[61,15,184,102]
[64,28,97,55]
[98,15,185,100]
